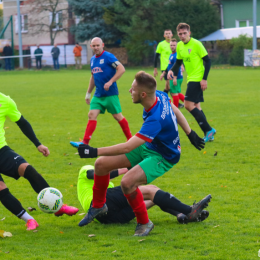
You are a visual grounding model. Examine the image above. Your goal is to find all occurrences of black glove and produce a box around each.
[187,130,205,150]
[78,144,98,158]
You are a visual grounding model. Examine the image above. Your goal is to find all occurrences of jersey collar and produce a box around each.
[145,97,158,113]
[95,50,105,58]
[172,51,176,54]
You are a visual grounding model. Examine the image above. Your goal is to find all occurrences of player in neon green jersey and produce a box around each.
[168,23,216,142]
[0,93,78,231]
[154,29,173,94]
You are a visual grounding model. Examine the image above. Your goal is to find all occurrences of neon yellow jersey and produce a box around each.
[0,93,21,149]
[176,38,208,82]
[156,40,172,70]
[77,165,114,213]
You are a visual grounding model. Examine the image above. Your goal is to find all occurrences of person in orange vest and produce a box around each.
[73,43,82,69]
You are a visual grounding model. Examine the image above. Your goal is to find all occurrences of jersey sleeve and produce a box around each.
[176,44,182,59]
[197,41,208,58]
[107,53,119,68]
[136,118,162,143]
[156,42,162,54]
[7,96,21,122]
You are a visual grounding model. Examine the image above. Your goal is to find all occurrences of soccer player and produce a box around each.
[160,38,185,108]
[0,93,78,231]
[74,71,207,236]
[154,29,173,94]
[168,23,216,142]
[70,37,132,148]
[77,165,211,225]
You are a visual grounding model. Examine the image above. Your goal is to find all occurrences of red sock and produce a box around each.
[124,188,149,224]
[172,95,179,107]
[92,174,110,208]
[83,120,97,144]
[178,93,185,102]
[118,118,132,140]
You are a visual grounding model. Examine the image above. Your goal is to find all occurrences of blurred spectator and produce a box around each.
[3,43,13,71]
[51,44,60,70]
[34,45,43,69]
[25,46,31,69]
[73,43,82,69]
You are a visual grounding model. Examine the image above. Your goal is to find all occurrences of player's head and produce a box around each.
[170,39,177,52]
[164,29,173,40]
[130,71,157,104]
[176,23,191,43]
[90,37,104,55]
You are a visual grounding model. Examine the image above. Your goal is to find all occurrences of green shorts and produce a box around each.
[170,79,183,94]
[90,95,122,115]
[125,144,174,184]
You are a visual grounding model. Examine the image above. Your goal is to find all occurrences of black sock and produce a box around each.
[0,188,26,218]
[24,165,49,193]
[190,108,212,134]
[87,169,119,180]
[153,190,191,216]
[200,110,207,120]
[163,89,169,94]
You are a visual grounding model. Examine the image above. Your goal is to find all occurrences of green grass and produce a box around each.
[0,67,260,259]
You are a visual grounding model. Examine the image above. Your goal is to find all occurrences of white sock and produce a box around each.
[20,212,34,223]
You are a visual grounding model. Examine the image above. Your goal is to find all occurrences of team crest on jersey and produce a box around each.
[188,49,192,54]
[91,61,93,66]
[100,59,104,64]
[178,145,181,153]
[92,67,103,74]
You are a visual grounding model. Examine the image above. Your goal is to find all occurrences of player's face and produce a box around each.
[164,30,173,40]
[129,80,142,104]
[170,41,177,52]
[91,40,104,55]
[177,29,191,43]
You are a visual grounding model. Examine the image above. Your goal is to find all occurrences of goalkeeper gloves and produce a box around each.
[187,130,205,150]
[78,144,98,158]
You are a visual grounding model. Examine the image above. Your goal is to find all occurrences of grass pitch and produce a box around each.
[0,67,260,259]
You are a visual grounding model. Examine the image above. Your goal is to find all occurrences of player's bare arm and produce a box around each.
[104,63,125,91]
[85,75,95,104]
[78,136,145,158]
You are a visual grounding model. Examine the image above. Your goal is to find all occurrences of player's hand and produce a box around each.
[167,70,174,80]
[187,130,205,150]
[160,73,165,81]
[154,68,158,77]
[78,144,98,158]
[104,81,112,91]
[86,98,90,105]
[200,80,207,91]
[173,78,177,86]
[37,144,50,157]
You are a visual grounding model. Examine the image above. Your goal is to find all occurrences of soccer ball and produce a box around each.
[37,187,63,213]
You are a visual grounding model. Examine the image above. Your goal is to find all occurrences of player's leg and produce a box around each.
[107,95,132,141]
[170,79,180,107]
[164,79,170,94]
[177,79,184,108]
[184,82,215,139]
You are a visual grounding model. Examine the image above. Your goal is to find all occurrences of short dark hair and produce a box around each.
[76,42,79,45]
[176,23,190,32]
[135,71,156,91]
[170,38,177,43]
[164,29,172,33]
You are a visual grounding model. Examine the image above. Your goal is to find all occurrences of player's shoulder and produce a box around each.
[0,92,11,102]
[191,37,203,46]
[156,90,169,101]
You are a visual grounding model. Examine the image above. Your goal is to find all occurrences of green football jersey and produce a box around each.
[77,165,114,213]
[0,93,21,149]
[176,38,208,82]
[156,40,172,70]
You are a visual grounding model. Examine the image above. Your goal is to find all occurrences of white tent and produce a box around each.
[200,26,260,41]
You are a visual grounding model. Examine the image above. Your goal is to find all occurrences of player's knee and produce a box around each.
[18,163,30,177]
[0,181,7,191]
[121,178,134,193]
[94,157,108,173]
[113,113,123,122]
[88,111,97,120]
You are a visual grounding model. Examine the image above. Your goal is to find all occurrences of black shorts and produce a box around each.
[185,81,204,103]
[95,186,135,224]
[161,70,168,81]
[0,146,27,182]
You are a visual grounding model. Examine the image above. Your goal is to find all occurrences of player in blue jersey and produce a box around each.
[70,37,132,148]
[74,71,208,236]
[160,39,185,108]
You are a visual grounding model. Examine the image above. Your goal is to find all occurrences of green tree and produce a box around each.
[69,0,120,42]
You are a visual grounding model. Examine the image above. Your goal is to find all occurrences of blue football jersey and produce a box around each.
[91,51,119,97]
[136,91,181,164]
[167,52,183,79]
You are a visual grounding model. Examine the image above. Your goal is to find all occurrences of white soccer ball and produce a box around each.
[37,187,63,213]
